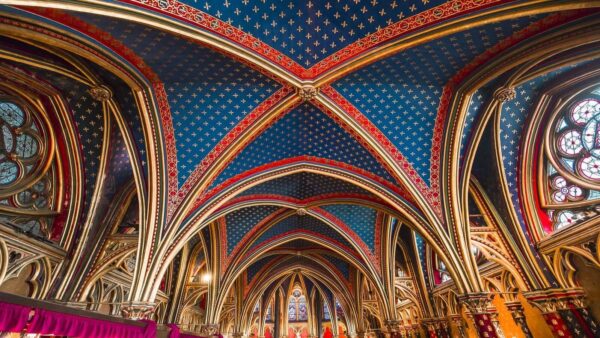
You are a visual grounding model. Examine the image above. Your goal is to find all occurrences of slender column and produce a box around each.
[421,320,437,338]
[385,320,401,338]
[448,315,467,338]
[525,288,599,338]
[458,293,499,338]
[504,302,533,338]
[486,307,505,338]
[411,324,423,338]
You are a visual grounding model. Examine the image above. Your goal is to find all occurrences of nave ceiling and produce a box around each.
[1,1,600,337]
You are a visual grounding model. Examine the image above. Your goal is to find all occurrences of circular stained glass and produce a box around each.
[558,130,583,156]
[0,102,25,127]
[553,95,600,183]
[0,160,18,185]
[579,156,600,180]
[15,134,38,159]
[570,99,600,125]
[0,99,45,191]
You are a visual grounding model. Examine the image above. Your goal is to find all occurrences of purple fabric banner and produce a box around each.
[168,323,181,338]
[27,308,156,338]
[0,301,31,332]
[166,323,210,338]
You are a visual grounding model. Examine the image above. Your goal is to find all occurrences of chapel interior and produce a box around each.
[1,1,600,338]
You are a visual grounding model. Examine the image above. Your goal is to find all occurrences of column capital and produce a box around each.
[457,292,493,314]
[384,320,401,332]
[523,288,587,313]
[504,301,525,318]
[200,324,220,336]
[120,301,155,320]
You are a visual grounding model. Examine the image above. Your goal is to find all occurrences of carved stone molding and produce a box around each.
[88,85,113,102]
[523,288,588,314]
[458,292,493,314]
[200,324,220,336]
[120,302,155,320]
[384,319,401,332]
[493,86,516,102]
[298,86,319,101]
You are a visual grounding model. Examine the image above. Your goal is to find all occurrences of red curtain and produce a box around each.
[0,301,31,332]
[27,308,156,338]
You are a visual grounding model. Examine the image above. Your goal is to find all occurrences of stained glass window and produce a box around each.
[265,304,273,322]
[323,303,330,321]
[0,98,54,239]
[288,287,308,322]
[545,85,600,231]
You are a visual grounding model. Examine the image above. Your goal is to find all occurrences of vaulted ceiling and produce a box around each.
[2,0,600,331]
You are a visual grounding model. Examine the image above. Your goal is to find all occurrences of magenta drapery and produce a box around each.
[27,308,156,338]
[180,333,208,338]
[166,324,211,338]
[168,323,181,338]
[0,301,30,332]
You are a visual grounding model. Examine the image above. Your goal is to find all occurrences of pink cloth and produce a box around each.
[0,301,30,332]
[166,323,209,338]
[27,308,156,338]
[168,323,181,338]
[180,334,207,338]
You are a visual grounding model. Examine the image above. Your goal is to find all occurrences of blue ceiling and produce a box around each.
[322,253,350,280]
[176,0,446,67]
[245,240,351,283]
[105,119,134,195]
[320,204,377,252]
[29,68,104,223]
[246,254,277,283]
[225,205,281,255]
[414,234,430,289]
[101,71,148,176]
[212,102,396,187]
[239,172,373,199]
[73,13,282,186]
[332,15,541,184]
[249,214,356,253]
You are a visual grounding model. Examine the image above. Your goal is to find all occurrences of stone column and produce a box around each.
[525,288,599,338]
[504,301,533,338]
[448,315,467,338]
[421,319,449,338]
[120,302,155,320]
[385,320,401,338]
[486,307,505,338]
[458,293,499,338]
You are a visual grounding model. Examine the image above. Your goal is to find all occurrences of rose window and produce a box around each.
[550,175,584,203]
[545,87,600,231]
[0,100,46,192]
[0,97,55,239]
[554,98,600,182]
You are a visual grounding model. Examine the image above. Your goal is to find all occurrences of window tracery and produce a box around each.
[0,95,56,240]
[288,287,308,322]
[544,85,600,231]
